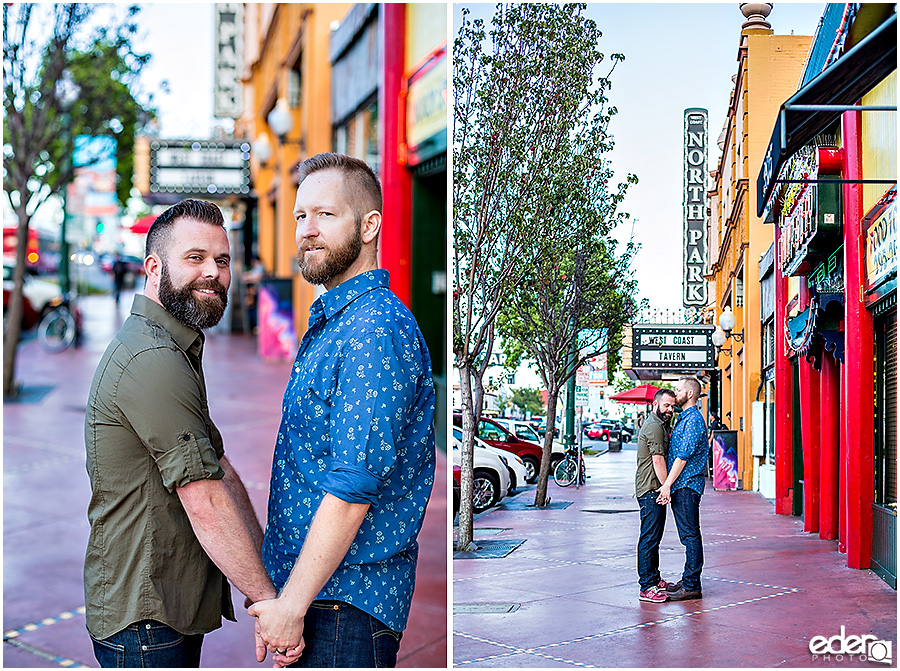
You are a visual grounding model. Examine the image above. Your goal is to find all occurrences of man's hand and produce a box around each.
[248,597,305,666]
[656,485,671,505]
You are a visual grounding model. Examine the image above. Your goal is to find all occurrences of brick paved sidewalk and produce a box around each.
[4,291,447,668]
[453,447,896,668]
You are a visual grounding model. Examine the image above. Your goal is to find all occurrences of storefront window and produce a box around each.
[333,98,379,174]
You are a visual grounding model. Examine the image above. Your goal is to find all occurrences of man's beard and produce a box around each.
[297,220,362,286]
[655,406,672,422]
[158,262,228,331]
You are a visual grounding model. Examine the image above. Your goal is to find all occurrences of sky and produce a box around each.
[453,2,827,313]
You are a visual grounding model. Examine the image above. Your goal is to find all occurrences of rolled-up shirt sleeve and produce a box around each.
[116,347,225,492]
[323,330,421,505]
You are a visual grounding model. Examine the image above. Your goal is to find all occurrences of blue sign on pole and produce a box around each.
[73,135,117,170]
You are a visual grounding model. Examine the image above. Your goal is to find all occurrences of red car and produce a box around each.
[453,413,559,484]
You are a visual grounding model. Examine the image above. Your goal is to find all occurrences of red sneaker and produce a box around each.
[639,586,669,603]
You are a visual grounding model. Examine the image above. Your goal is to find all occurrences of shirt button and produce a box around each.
[142,645,148,651]
[145,624,151,630]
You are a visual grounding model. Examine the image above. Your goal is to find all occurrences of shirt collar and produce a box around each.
[645,410,669,430]
[131,293,204,354]
[313,269,390,321]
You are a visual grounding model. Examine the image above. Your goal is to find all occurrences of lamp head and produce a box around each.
[719,305,736,333]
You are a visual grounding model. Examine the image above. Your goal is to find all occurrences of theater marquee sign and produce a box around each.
[683,108,708,307]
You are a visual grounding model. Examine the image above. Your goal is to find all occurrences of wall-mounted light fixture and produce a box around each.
[266,98,304,148]
[251,98,304,169]
[711,305,745,356]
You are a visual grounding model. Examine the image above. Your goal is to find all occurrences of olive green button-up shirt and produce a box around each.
[84,294,235,639]
[635,411,670,498]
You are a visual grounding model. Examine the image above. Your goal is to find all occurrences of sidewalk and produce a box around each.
[3,291,447,668]
[453,446,896,668]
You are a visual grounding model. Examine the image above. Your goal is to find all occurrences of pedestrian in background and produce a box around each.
[657,376,709,601]
[111,252,127,305]
[84,199,277,667]
[248,154,436,668]
[635,388,676,603]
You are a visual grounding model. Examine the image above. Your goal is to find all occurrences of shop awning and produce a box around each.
[756,12,897,217]
[129,214,156,235]
[609,384,661,404]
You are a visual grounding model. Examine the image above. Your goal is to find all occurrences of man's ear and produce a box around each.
[361,210,382,244]
[144,254,161,288]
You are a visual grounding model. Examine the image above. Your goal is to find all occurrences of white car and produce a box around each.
[452,432,511,513]
[453,426,528,493]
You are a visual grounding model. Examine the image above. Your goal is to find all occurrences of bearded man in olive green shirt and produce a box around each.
[84,200,276,667]
[635,388,676,603]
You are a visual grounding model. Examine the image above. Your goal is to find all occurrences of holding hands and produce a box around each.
[248,597,305,668]
[656,485,671,506]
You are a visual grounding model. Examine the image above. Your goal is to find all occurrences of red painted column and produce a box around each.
[380,3,412,308]
[798,279,820,532]
[819,351,840,540]
[774,224,794,515]
[841,109,875,569]
[839,351,848,553]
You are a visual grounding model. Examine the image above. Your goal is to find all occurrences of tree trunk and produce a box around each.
[3,208,32,397]
[534,386,560,506]
[456,362,478,551]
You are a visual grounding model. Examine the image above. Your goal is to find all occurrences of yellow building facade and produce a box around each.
[240,3,353,336]
[707,16,812,491]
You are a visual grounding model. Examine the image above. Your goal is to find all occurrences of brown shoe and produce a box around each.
[667,585,702,600]
[665,580,682,592]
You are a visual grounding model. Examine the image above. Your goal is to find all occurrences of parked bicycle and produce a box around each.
[37,294,82,352]
[554,444,586,487]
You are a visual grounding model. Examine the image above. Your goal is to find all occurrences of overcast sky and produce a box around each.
[453,2,826,313]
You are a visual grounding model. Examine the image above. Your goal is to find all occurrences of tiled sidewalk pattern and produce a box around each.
[453,447,896,668]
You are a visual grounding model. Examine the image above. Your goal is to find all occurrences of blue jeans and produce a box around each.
[90,620,203,668]
[637,490,667,590]
[671,487,704,591]
[288,600,402,668]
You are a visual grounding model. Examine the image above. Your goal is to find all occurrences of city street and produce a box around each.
[453,444,896,668]
[3,290,447,668]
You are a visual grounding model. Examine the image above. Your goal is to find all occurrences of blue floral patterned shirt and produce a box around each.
[262,270,436,632]
[667,405,708,495]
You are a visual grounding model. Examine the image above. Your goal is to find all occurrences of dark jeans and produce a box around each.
[637,490,667,590]
[671,487,704,591]
[288,600,402,668]
[90,620,203,668]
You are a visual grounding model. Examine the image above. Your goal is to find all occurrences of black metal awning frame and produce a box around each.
[756,12,898,218]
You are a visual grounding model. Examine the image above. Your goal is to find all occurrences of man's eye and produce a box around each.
[216,258,230,267]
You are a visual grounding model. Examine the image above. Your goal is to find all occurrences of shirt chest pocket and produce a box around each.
[284,358,337,437]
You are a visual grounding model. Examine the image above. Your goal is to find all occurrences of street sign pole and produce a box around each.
[564,341,577,450]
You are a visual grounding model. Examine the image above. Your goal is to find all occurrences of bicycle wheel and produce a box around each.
[554,457,577,487]
[37,308,76,352]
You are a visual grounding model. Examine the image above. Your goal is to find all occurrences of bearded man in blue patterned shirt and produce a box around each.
[657,376,708,601]
[248,154,436,668]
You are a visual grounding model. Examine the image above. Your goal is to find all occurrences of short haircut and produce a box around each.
[145,199,225,259]
[296,153,382,216]
[653,388,676,404]
[678,376,702,400]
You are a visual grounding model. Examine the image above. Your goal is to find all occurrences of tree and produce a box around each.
[507,387,544,417]
[454,3,635,547]
[3,3,154,396]
[500,225,641,505]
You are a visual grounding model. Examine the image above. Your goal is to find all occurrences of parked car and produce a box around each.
[451,432,510,513]
[453,414,563,484]
[453,426,528,493]
[584,418,633,442]
[3,263,65,333]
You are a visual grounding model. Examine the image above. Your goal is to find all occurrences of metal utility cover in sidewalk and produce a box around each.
[454,603,521,614]
[453,539,525,559]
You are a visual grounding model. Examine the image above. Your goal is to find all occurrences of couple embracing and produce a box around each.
[635,377,709,603]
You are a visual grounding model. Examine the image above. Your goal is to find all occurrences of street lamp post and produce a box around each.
[57,76,81,296]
